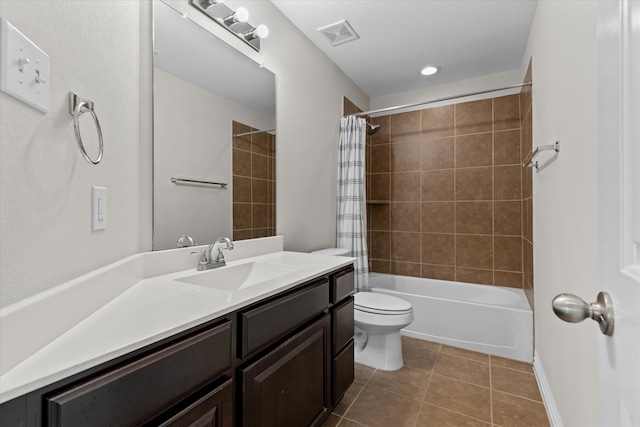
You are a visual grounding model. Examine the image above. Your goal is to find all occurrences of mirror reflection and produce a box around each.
[153,1,276,250]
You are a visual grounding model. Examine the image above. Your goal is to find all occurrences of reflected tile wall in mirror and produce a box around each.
[233,121,276,241]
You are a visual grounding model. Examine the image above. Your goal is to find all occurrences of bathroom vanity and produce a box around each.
[0,239,355,426]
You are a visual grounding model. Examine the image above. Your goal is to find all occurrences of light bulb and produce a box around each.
[235,7,249,23]
[223,7,249,25]
[245,24,269,41]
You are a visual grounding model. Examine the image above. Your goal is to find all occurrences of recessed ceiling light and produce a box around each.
[420,65,440,76]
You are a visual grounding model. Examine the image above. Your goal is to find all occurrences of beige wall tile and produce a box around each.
[370,173,390,201]
[421,202,455,233]
[422,264,456,281]
[456,201,493,234]
[391,202,421,232]
[456,267,494,285]
[455,167,493,200]
[370,204,390,230]
[494,130,521,166]
[493,94,521,131]
[494,165,521,200]
[494,236,523,271]
[420,137,454,170]
[455,99,492,135]
[456,235,493,269]
[233,176,251,203]
[391,261,422,277]
[391,231,421,262]
[421,105,454,139]
[422,170,455,201]
[495,201,522,236]
[391,110,420,144]
[494,271,523,288]
[371,144,390,173]
[422,233,455,265]
[391,141,421,172]
[392,172,421,201]
[455,133,493,168]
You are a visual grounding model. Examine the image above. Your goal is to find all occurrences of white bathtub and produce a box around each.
[368,273,533,363]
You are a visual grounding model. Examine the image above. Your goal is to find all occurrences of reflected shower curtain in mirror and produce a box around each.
[337,115,369,290]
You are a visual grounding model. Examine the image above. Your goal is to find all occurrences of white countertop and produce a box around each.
[0,243,354,404]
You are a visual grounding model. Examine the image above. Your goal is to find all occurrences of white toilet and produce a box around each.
[311,248,414,371]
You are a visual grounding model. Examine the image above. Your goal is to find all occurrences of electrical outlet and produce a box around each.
[92,186,107,230]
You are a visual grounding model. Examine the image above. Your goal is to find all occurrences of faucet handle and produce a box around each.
[191,249,208,263]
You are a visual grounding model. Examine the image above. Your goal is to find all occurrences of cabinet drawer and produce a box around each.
[332,339,354,405]
[332,296,354,353]
[47,322,232,427]
[157,379,233,427]
[331,267,355,303]
[239,279,329,358]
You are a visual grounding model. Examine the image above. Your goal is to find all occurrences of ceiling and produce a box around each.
[271,0,537,98]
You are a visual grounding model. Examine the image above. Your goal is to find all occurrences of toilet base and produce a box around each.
[354,329,404,371]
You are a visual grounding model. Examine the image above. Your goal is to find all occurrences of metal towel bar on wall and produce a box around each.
[170,177,227,188]
[523,141,560,170]
[69,92,103,165]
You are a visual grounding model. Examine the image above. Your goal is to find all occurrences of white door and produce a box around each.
[597,0,640,425]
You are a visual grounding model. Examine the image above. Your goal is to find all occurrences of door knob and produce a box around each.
[552,292,614,336]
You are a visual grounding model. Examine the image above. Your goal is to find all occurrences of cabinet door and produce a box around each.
[240,315,330,427]
[156,379,233,427]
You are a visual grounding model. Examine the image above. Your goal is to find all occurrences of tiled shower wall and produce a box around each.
[521,64,534,306]
[232,121,276,241]
[367,94,527,288]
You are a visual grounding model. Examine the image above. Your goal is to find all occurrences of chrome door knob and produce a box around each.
[552,292,614,336]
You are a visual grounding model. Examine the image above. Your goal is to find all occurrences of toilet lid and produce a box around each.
[354,292,413,315]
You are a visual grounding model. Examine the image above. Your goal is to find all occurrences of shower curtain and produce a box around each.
[337,115,369,290]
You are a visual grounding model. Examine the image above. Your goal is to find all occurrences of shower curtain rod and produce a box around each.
[233,128,276,138]
[350,81,532,117]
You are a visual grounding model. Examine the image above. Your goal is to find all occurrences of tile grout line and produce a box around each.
[489,352,494,426]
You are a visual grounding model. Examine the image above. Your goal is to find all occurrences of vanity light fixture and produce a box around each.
[191,0,268,51]
[420,65,440,76]
[223,7,249,26]
[244,25,269,41]
[199,0,222,9]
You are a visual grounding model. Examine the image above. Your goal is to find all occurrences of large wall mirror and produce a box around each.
[153,1,276,250]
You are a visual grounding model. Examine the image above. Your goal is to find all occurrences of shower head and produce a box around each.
[366,122,381,135]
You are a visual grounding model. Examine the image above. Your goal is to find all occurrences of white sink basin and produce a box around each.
[175,262,302,291]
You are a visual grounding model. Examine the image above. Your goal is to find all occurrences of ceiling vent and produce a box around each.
[317,20,359,46]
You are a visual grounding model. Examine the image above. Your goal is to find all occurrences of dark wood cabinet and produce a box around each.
[46,321,232,427]
[1,265,355,427]
[155,379,234,427]
[239,278,329,359]
[240,315,330,427]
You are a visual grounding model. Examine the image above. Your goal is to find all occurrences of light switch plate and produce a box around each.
[0,18,50,113]
[92,186,107,231]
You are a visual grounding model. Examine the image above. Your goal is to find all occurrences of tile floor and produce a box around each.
[322,336,549,427]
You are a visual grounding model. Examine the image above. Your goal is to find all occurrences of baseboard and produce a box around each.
[534,350,564,427]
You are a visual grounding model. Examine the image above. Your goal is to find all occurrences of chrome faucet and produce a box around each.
[191,237,234,271]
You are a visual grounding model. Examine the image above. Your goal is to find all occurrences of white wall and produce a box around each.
[0,1,142,307]
[523,2,599,426]
[0,0,368,307]
[153,68,273,250]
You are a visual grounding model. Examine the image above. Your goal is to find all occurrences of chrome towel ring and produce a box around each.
[68,92,103,165]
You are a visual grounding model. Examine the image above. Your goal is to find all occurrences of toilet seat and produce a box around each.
[354,292,413,315]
